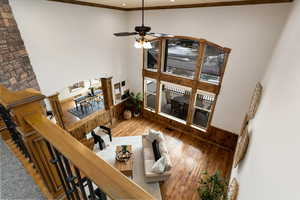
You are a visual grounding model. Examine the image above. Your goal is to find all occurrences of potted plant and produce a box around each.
[126,92,143,117]
[198,171,228,200]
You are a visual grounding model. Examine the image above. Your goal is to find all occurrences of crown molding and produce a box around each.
[48,0,127,11]
[49,0,293,11]
[127,0,293,11]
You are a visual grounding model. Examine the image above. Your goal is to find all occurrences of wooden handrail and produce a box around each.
[25,112,154,200]
[0,86,45,109]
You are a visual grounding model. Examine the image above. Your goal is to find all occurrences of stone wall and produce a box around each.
[0,0,40,91]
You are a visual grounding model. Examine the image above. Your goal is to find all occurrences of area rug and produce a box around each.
[68,100,104,119]
[95,136,162,200]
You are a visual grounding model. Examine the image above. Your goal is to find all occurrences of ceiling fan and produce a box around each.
[113,0,173,49]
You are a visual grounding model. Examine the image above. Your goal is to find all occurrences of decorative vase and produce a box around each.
[123,110,132,120]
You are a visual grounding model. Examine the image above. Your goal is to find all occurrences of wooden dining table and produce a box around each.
[74,90,102,110]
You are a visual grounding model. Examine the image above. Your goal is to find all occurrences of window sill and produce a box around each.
[194,106,212,112]
[158,112,187,125]
[191,125,207,133]
[144,107,156,113]
[144,68,158,72]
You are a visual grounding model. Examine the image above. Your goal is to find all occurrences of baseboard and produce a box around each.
[143,109,238,151]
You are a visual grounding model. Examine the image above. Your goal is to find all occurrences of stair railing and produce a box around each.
[0,85,154,200]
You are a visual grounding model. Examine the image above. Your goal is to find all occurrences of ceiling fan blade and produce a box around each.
[147,33,175,38]
[114,32,138,37]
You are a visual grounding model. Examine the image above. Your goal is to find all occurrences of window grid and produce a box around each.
[142,37,230,132]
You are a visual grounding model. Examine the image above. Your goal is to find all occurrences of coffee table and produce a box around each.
[114,145,133,178]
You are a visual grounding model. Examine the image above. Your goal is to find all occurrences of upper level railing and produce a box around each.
[0,85,154,200]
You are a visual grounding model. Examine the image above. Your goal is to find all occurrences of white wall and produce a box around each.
[10,0,293,134]
[127,4,291,133]
[10,0,130,96]
[231,1,300,199]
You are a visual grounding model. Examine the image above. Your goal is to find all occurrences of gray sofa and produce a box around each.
[142,135,172,183]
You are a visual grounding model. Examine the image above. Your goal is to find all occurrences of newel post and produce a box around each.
[101,77,115,125]
[101,77,114,110]
[0,85,63,199]
[48,93,65,129]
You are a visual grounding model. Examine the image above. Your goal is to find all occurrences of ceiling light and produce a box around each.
[122,3,126,6]
[134,37,152,49]
[170,0,175,2]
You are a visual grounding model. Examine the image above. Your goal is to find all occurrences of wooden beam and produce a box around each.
[49,0,293,11]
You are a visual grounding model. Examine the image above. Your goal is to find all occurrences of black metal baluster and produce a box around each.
[44,140,71,200]
[0,104,32,163]
[86,178,96,200]
[52,148,76,200]
[74,167,88,200]
[61,156,81,200]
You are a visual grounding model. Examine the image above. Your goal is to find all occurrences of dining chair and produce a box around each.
[91,130,105,150]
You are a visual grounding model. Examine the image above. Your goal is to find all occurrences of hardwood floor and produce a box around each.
[61,100,235,199]
[111,117,234,200]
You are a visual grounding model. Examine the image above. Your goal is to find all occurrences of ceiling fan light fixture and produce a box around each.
[134,38,152,49]
[134,40,143,49]
[143,40,152,49]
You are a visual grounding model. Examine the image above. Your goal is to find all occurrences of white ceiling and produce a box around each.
[78,0,250,8]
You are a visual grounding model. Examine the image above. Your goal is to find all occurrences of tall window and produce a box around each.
[192,90,215,129]
[199,44,225,85]
[144,78,157,111]
[163,38,200,79]
[159,82,191,123]
[144,40,160,71]
[142,37,230,132]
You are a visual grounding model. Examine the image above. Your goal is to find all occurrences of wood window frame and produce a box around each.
[158,80,192,124]
[143,77,157,113]
[191,90,216,131]
[142,36,231,132]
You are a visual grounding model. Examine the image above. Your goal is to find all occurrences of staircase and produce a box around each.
[1,138,50,199]
[0,85,154,200]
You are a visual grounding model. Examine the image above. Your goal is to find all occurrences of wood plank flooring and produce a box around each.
[111,117,234,200]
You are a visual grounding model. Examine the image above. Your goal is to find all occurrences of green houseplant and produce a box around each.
[198,171,228,200]
[126,92,143,117]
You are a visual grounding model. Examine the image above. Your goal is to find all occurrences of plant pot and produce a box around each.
[123,110,132,120]
[133,112,140,118]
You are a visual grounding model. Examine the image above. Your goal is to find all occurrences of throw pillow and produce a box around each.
[148,129,165,142]
[159,142,168,154]
[146,134,155,143]
[152,140,161,161]
[151,156,166,174]
[162,152,172,171]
